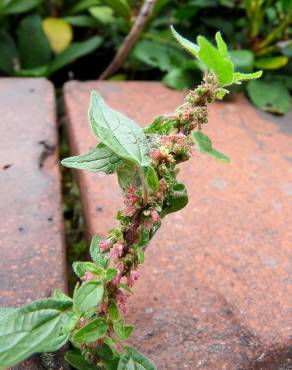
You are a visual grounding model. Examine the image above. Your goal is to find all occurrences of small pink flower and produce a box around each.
[99,239,111,251]
[112,272,122,286]
[127,269,140,287]
[144,217,154,231]
[150,208,160,223]
[116,289,127,313]
[81,271,96,281]
[117,261,125,272]
[100,302,108,314]
[109,242,124,259]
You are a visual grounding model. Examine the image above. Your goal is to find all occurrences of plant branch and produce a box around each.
[99,0,156,80]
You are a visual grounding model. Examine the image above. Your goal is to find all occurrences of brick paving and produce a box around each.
[0,78,67,370]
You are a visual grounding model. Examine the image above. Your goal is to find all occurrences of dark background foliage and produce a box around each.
[0,0,291,113]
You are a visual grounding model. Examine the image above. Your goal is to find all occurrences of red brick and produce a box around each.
[64,81,292,369]
[0,78,67,369]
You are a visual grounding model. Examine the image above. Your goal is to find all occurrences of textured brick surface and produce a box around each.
[0,78,67,369]
[64,81,292,370]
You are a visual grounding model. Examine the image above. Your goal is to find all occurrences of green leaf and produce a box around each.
[65,349,101,370]
[108,302,120,321]
[246,79,291,115]
[233,71,262,83]
[255,56,289,70]
[15,65,48,77]
[192,131,230,162]
[53,289,73,302]
[137,248,145,263]
[73,261,104,278]
[117,160,140,190]
[132,39,187,72]
[39,332,69,352]
[113,321,130,340]
[197,35,234,86]
[143,165,159,191]
[216,88,229,100]
[0,0,42,14]
[0,29,19,75]
[73,318,108,345]
[228,50,254,72]
[215,31,228,58]
[163,67,197,90]
[144,116,175,135]
[90,235,109,268]
[74,281,104,313]
[124,325,134,339]
[48,36,102,75]
[89,6,115,25]
[89,91,150,167]
[0,307,16,321]
[100,0,131,20]
[118,347,156,370]
[17,14,51,69]
[161,183,188,217]
[96,342,114,360]
[0,298,72,369]
[64,15,98,28]
[62,143,122,174]
[170,26,199,57]
[105,268,117,281]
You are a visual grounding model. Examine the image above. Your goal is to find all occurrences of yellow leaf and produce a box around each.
[42,17,73,54]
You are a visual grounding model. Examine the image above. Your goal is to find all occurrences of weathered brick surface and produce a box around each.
[0,78,67,369]
[64,81,292,370]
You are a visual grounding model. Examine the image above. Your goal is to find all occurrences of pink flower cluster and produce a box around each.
[144,208,160,230]
[116,289,128,314]
[123,185,140,217]
[127,269,140,288]
[109,242,124,259]
[99,238,111,251]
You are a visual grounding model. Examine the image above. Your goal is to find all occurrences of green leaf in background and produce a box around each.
[0,298,72,369]
[0,0,42,15]
[15,65,48,77]
[73,318,108,344]
[246,79,291,114]
[163,66,198,90]
[61,143,122,174]
[229,50,254,72]
[161,183,188,217]
[0,29,19,75]
[118,347,156,370]
[17,14,51,69]
[65,349,100,370]
[64,15,98,28]
[74,280,104,313]
[197,34,234,86]
[89,6,115,25]
[132,39,187,72]
[89,235,109,268]
[38,332,69,353]
[89,91,151,167]
[255,56,289,70]
[192,131,230,162]
[100,0,131,20]
[48,35,102,75]
[170,26,199,57]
